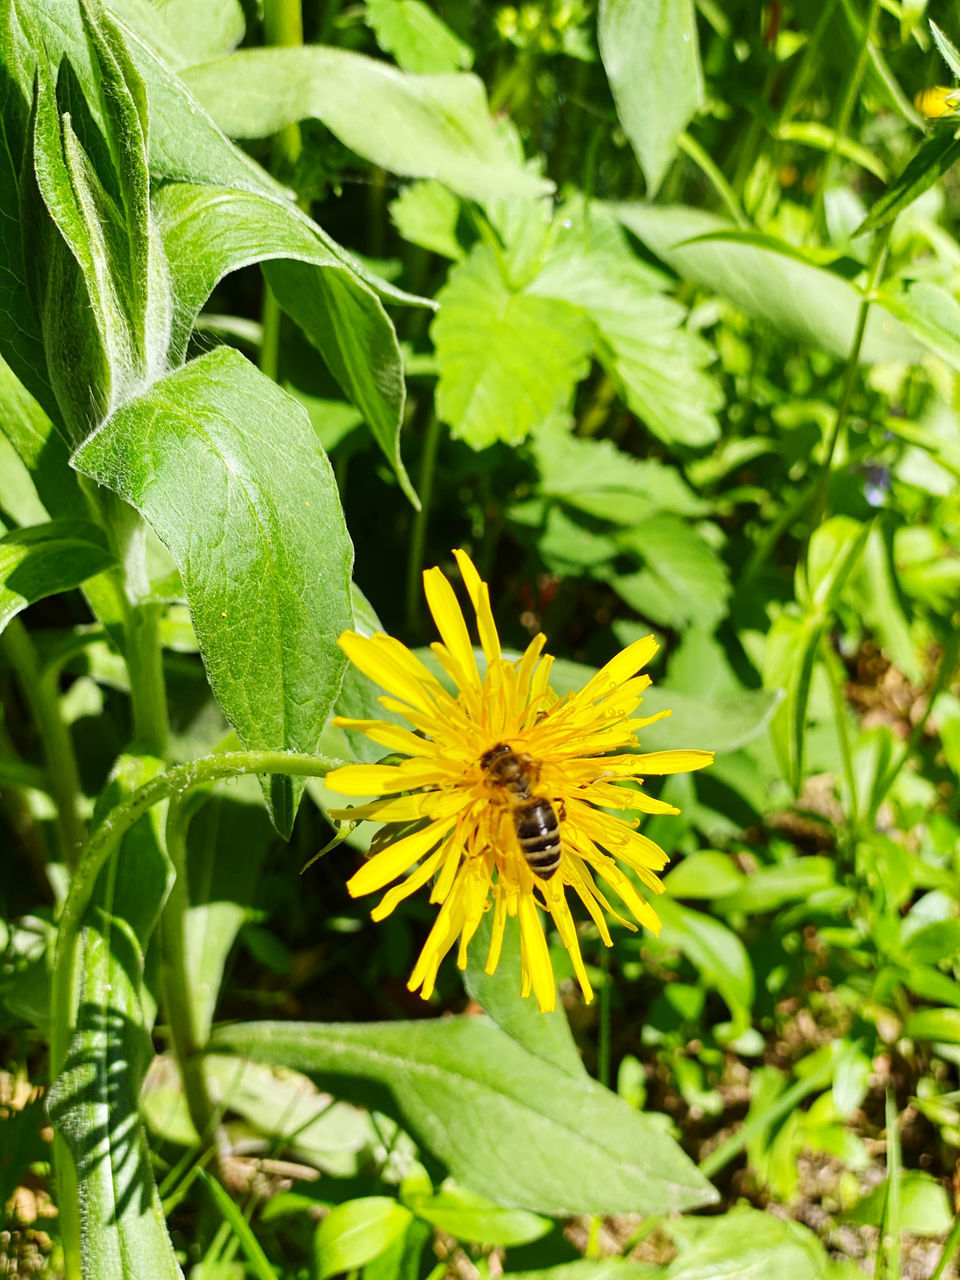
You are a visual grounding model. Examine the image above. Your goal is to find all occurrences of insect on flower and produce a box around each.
[325,550,713,1012]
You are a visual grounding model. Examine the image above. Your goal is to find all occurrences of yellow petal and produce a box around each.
[338,632,439,715]
[515,632,547,710]
[547,886,594,1004]
[326,794,433,822]
[408,873,468,998]
[325,759,451,796]
[370,842,450,921]
[627,750,714,774]
[453,548,501,665]
[347,816,457,896]
[591,858,662,934]
[485,888,508,974]
[576,635,659,703]
[423,566,481,690]
[517,893,555,1012]
[331,718,436,756]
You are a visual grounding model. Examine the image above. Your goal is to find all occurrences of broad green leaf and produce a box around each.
[182,48,548,204]
[903,1007,960,1043]
[846,1170,953,1235]
[433,245,593,448]
[663,851,745,900]
[73,346,353,834]
[612,205,922,365]
[763,611,828,794]
[366,0,473,73]
[857,130,960,233]
[0,358,87,519]
[598,0,703,194]
[801,516,870,613]
[665,1205,830,1280]
[316,1198,413,1280]
[713,857,837,915]
[508,1264,663,1280]
[0,521,114,635]
[656,898,754,1017]
[406,1182,550,1245]
[612,516,731,631]
[389,180,465,260]
[877,280,960,372]
[531,422,708,524]
[209,1018,718,1215]
[0,4,61,425]
[153,182,414,502]
[108,0,244,68]
[529,208,720,447]
[47,754,182,1280]
[464,912,586,1080]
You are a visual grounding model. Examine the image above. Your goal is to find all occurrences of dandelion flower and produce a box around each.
[326,550,713,1012]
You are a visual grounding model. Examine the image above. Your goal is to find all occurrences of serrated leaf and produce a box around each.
[366,0,473,74]
[611,515,731,631]
[598,0,703,194]
[613,204,923,365]
[209,1018,718,1216]
[73,346,353,834]
[182,47,548,204]
[931,20,960,81]
[433,244,593,447]
[0,521,114,634]
[389,180,464,260]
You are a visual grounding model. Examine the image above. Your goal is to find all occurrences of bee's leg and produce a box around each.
[557,799,567,821]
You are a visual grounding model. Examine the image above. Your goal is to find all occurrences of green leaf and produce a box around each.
[598,0,703,194]
[846,1170,953,1236]
[665,1205,831,1280]
[433,244,593,448]
[73,346,353,834]
[508,1263,663,1280]
[182,48,548,204]
[763,612,828,794]
[406,1182,550,1246]
[154,182,416,503]
[315,1198,414,1280]
[713,857,837,915]
[663,851,745,900]
[930,19,960,80]
[857,129,960,233]
[613,205,922,365]
[612,516,731,631]
[0,521,114,635]
[366,0,473,74]
[774,120,887,181]
[47,753,182,1280]
[903,1007,960,1043]
[389,180,465,260]
[877,280,960,372]
[108,0,245,68]
[208,1018,718,1215]
[197,1169,279,1280]
[656,898,754,1017]
[0,358,88,518]
[800,516,871,613]
[464,912,586,1080]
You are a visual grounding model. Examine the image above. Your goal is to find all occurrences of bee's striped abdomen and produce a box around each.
[514,797,561,880]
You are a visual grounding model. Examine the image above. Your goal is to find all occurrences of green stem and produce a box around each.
[881,1087,902,1280]
[822,637,859,846]
[678,131,748,226]
[159,798,222,1151]
[1,618,85,867]
[126,602,168,756]
[50,750,348,1075]
[931,1209,960,1280]
[808,0,880,241]
[809,223,892,531]
[405,413,442,634]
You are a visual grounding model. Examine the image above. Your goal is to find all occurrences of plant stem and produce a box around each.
[809,0,880,241]
[809,222,892,532]
[678,131,748,227]
[405,413,442,634]
[1,618,85,867]
[931,1208,960,1280]
[51,749,348,1074]
[159,798,222,1151]
[822,636,859,846]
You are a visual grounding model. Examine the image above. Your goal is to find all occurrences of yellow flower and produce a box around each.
[915,86,960,119]
[325,550,713,1012]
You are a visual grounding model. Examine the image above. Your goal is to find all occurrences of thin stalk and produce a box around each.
[50,750,348,1075]
[822,638,859,845]
[809,223,892,532]
[931,1209,960,1280]
[261,0,305,383]
[808,0,880,241]
[125,602,168,756]
[1,619,85,867]
[868,629,960,825]
[405,413,442,634]
[159,798,222,1151]
[880,1087,902,1280]
[699,1046,841,1178]
[678,131,748,227]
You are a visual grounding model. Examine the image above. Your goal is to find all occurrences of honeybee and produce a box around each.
[479,743,563,880]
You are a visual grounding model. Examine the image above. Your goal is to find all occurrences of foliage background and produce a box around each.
[3,1,960,1278]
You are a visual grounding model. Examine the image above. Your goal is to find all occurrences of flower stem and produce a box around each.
[1,618,85,867]
[405,413,442,634]
[50,750,347,1074]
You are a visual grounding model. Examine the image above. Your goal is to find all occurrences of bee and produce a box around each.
[479,742,563,880]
